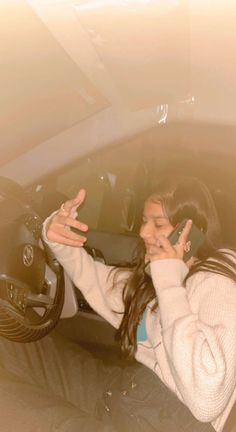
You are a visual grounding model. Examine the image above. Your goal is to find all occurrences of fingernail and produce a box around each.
[81,224,88,231]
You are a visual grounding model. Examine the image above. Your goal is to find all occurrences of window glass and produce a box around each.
[29,124,236,244]
[45,137,146,234]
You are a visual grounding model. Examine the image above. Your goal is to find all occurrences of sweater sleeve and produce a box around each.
[150,259,236,422]
[42,220,126,329]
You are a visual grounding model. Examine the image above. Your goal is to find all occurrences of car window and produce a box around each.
[31,137,147,235]
[29,124,236,244]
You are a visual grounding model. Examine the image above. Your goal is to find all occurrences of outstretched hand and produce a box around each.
[145,219,193,265]
[45,189,88,247]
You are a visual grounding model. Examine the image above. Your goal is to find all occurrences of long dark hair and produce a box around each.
[115,176,236,359]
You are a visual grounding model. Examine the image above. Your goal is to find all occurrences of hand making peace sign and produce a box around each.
[45,189,88,247]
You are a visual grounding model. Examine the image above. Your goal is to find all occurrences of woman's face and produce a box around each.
[139,199,174,255]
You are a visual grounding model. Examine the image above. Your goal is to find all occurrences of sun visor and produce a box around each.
[74,0,190,111]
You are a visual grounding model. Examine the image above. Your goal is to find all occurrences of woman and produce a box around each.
[43,176,236,432]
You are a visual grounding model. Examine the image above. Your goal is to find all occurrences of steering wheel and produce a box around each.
[0,177,64,342]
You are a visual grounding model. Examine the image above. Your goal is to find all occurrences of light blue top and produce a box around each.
[137,308,148,342]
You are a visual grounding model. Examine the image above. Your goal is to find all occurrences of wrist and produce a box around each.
[150,259,189,291]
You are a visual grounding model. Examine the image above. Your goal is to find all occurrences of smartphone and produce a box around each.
[168,219,205,262]
[144,219,205,275]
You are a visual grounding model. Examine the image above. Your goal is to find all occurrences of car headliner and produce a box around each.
[0,1,236,184]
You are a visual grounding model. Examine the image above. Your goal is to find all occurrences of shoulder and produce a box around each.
[188,248,236,283]
[186,251,236,301]
[187,268,236,288]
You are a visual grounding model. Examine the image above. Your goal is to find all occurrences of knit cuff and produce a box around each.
[150,259,189,291]
[42,213,71,255]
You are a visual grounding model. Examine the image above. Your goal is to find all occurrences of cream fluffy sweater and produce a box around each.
[43,230,236,432]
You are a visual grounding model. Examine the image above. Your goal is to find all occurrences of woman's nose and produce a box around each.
[140,223,153,240]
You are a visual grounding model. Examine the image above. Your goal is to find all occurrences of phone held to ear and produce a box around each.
[168,219,205,262]
[144,219,205,276]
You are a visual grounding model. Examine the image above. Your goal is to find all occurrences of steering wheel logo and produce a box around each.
[22,245,34,267]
